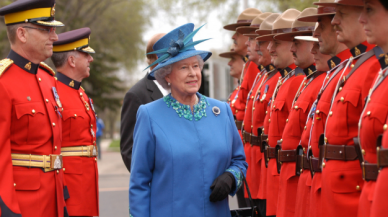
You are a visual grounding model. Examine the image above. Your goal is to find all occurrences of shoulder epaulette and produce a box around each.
[81,86,85,91]
[295,68,305,76]
[0,59,14,77]
[39,62,56,76]
[373,46,384,59]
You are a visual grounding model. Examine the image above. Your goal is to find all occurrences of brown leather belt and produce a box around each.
[235,120,243,130]
[268,147,276,159]
[251,134,261,146]
[261,134,268,153]
[361,162,378,181]
[242,130,251,144]
[310,157,321,173]
[279,150,297,162]
[324,144,358,161]
[303,155,310,170]
[377,147,388,168]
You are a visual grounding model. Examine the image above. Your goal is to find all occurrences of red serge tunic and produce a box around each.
[228,87,239,116]
[253,67,280,200]
[56,72,99,216]
[322,42,380,217]
[242,67,265,198]
[266,64,305,216]
[0,50,66,217]
[277,66,325,217]
[365,55,388,217]
[295,48,351,217]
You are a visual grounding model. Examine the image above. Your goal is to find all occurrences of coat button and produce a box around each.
[367,111,371,116]
[74,114,77,117]
[251,125,253,129]
[266,111,268,114]
[55,146,57,150]
[362,149,365,155]
[351,64,355,68]
[303,147,306,152]
[329,111,333,116]
[326,76,329,80]
[253,107,255,111]
[95,158,97,161]
[339,87,342,92]
[93,141,96,144]
[286,119,289,123]
[280,139,283,142]
[294,106,298,109]
[340,97,344,102]
[316,110,320,114]
[63,168,66,172]
[32,109,35,114]
[80,92,83,96]
[235,110,238,113]
[384,124,388,131]
[45,99,49,103]
[14,183,16,187]
[322,162,326,168]
[324,137,328,143]
[57,170,59,174]
[268,119,271,123]
[52,123,56,127]
[356,185,361,191]
[91,124,93,128]
[38,78,42,82]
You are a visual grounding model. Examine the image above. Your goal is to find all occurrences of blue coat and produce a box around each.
[129,93,247,217]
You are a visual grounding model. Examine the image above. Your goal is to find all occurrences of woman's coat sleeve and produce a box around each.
[129,105,155,217]
[224,102,248,196]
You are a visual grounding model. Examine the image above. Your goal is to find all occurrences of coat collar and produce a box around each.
[349,41,374,58]
[303,64,316,76]
[7,50,39,74]
[145,72,163,100]
[327,48,352,70]
[57,72,82,90]
[279,63,296,78]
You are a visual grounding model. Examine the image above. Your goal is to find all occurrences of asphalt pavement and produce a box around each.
[97,139,238,217]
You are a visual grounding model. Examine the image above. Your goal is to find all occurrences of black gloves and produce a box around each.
[209,172,235,202]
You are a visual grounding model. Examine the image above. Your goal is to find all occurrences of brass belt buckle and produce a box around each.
[50,154,63,169]
[361,162,366,181]
[87,145,98,157]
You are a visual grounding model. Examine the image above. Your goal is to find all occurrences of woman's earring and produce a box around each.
[168,82,170,86]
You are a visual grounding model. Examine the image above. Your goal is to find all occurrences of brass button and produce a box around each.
[368,98,371,103]
[351,64,355,68]
[253,107,255,111]
[32,109,35,114]
[235,110,238,113]
[304,126,307,130]
[91,124,93,128]
[362,149,365,155]
[294,106,298,109]
[266,111,268,114]
[38,78,42,82]
[268,119,271,123]
[80,92,83,96]
[56,170,59,174]
[322,162,326,168]
[316,110,320,114]
[356,185,361,191]
[367,111,371,116]
[242,123,245,127]
[251,125,253,129]
[74,114,77,117]
[324,137,328,143]
[273,105,276,108]
[95,158,97,161]
[63,168,66,172]
[245,106,247,109]
[280,139,283,142]
[303,147,306,152]
[266,138,269,142]
[14,183,16,187]
[339,87,342,92]
[300,169,303,173]
[251,96,254,99]
[45,99,49,103]
[286,119,289,123]
[54,146,57,150]
[93,141,96,144]
[52,123,56,127]
[326,76,329,80]
[329,111,333,116]
[340,97,344,102]
[384,124,387,131]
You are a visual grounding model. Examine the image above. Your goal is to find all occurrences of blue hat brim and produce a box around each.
[148,50,212,80]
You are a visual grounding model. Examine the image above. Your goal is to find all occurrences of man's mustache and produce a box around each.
[257,51,263,56]
[233,40,237,45]
[293,53,297,58]
[333,25,342,31]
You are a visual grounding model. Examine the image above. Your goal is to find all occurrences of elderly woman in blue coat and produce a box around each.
[129,23,248,217]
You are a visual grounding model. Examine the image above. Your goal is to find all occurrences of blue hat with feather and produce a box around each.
[145,23,212,80]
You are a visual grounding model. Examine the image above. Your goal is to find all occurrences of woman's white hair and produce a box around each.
[154,55,205,89]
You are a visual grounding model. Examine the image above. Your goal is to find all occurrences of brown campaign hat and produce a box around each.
[298,0,336,22]
[53,28,95,53]
[274,8,317,41]
[223,8,262,31]
[219,48,241,59]
[254,13,281,37]
[256,9,301,41]
[315,0,364,7]
[294,23,319,42]
[236,12,273,37]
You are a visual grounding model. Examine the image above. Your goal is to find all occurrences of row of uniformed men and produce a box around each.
[0,0,99,217]
[220,0,388,217]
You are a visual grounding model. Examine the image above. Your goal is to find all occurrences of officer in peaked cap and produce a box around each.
[0,0,67,217]
[51,28,99,217]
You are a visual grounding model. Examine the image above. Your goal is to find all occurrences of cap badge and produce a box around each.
[25,62,31,71]
[355,47,361,56]
[212,106,220,117]
[330,60,336,69]
[69,80,75,87]
[51,4,56,17]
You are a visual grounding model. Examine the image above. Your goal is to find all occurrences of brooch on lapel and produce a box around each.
[212,106,220,117]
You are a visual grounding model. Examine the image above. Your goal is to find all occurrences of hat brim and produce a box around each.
[223,22,251,31]
[314,2,364,7]
[34,20,64,27]
[297,13,335,22]
[274,31,313,41]
[236,26,260,34]
[255,33,276,41]
[244,33,259,37]
[255,29,272,36]
[219,51,239,58]
[148,50,212,80]
[294,36,319,42]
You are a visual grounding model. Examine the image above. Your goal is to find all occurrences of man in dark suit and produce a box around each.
[120,33,167,171]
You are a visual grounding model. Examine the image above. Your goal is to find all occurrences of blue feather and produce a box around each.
[143,53,171,71]
[180,38,211,52]
[183,23,206,44]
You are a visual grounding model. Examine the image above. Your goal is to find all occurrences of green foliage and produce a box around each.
[260,0,317,12]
